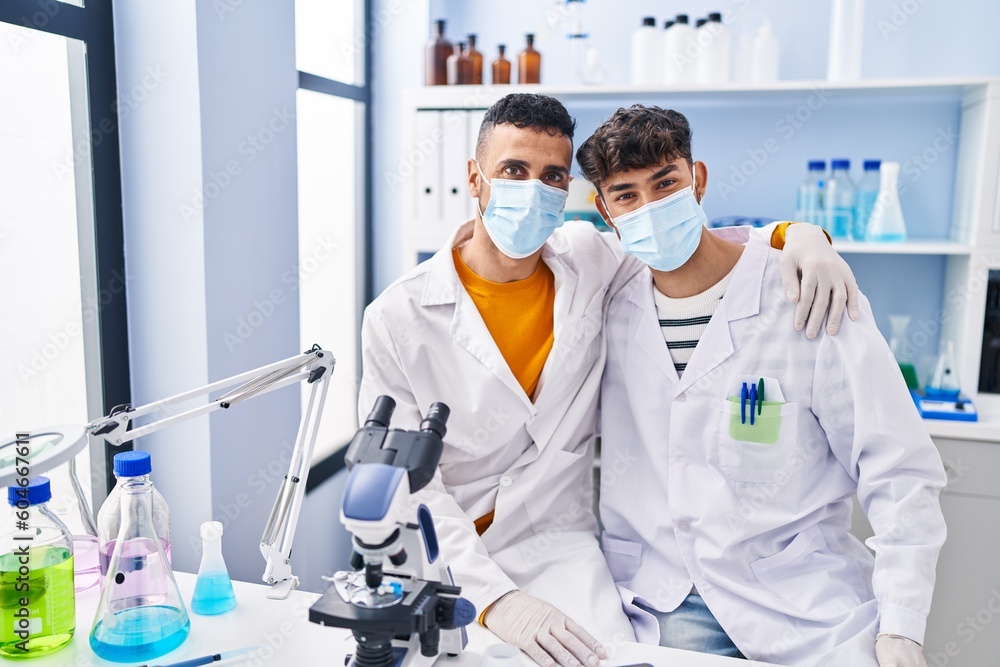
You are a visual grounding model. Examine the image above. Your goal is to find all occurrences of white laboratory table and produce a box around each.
[34,572,777,667]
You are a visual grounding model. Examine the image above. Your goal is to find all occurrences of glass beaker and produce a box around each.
[928,340,962,399]
[89,478,189,663]
[888,314,920,389]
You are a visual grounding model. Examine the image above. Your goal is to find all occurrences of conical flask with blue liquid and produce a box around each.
[89,476,189,662]
[191,521,236,615]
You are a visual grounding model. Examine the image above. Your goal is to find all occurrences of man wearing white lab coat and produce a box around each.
[360,94,861,667]
[579,105,946,666]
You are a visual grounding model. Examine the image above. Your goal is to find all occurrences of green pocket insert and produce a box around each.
[727,397,783,445]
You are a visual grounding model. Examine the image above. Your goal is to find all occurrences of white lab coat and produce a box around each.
[358,220,639,642]
[599,233,947,666]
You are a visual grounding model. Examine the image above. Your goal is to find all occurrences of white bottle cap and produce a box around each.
[201,520,224,541]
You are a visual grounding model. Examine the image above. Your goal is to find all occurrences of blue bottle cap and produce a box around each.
[863,159,881,170]
[8,477,51,506]
[808,160,826,171]
[831,159,850,170]
[114,451,152,477]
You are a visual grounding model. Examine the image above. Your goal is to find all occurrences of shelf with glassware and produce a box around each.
[399,77,1000,434]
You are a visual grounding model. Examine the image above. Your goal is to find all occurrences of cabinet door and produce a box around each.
[414,110,443,222]
[441,110,471,225]
[923,493,1000,667]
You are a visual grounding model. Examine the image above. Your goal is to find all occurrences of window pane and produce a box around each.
[295,0,363,85]
[296,89,362,461]
[0,23,96,535]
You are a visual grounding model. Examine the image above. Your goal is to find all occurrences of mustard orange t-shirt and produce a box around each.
[453,248,555,400]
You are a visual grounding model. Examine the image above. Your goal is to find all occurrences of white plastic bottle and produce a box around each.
[751,19,780,83]
[631,17,661,85]
[664,14,695,85]
[828,0,865,81]
[696,12,730,84]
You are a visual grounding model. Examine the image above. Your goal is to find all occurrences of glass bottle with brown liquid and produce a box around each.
[492,45,511,84]
[446,42,472,85]
[466,34,484,85]
[425,19,451,86]
[518,33,541,84]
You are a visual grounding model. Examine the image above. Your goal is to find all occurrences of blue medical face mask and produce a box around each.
[476,161,569,259]
[606,185,707,272]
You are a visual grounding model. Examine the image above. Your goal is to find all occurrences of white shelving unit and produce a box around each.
[401,77,1000,425]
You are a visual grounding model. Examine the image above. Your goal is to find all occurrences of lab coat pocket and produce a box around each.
[750,525,866,621]
[524,449,594,535]
[601,535,642,585]
[717,399,798,483]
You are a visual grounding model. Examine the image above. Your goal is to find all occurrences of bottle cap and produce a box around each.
[498,44,506,53]
[201,521,224,541]
[664,20,675,29]
[709,12,723,22]
[8,477,51,506]
[642,17,655,26]
[831,158,850,170]
[675,14,689,24]
[114,450,152,477]
[696,18,708,28]
[467,34,476,45]
[863,159,881,170]
[808,160,826,171]
[434,19,445,30]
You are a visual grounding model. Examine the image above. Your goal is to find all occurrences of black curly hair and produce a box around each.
[475,93,577,160]
[577,105,693,194]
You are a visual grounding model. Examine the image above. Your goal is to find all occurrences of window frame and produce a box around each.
[0,0,130,496]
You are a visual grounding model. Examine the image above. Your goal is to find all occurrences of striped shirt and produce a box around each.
[653,266,738,376]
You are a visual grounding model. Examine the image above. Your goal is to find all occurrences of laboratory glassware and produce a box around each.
[97,451,170,580]
[518,34,541,84]
[425,19,451,86]
[90,477,190,662]
[928,340,961,399]
[888,314,920,389]
[631,17,660,85]
[492,45,511,84]
[865,161,907,242]
[0,477,75,658]
[796,160,826,227]
[854,159,881,240]
[191,521,237,616]
[446,42,472,85]
[466,34,483,85]
[825,159,856,239]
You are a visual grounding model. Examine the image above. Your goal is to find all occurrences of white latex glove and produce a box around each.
[484,591,606,667]
[876,633,927,667]
[779,222,861,338]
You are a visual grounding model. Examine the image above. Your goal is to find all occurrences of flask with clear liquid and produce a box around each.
[0,477,75,659]
[928,340,961,399]
[865,161,907,242]
[191,521,236,616]
[98,451,170,580]
[90,477,190,662]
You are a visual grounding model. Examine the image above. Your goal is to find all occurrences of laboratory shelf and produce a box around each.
[404,77,999,109]
[831,240,973,255]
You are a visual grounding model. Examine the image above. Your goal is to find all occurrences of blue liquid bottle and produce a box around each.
[89,477,189,662]
[854,159,881,240]
[796,160,826,228]
[191,521,236,615]
[825,158,856,239]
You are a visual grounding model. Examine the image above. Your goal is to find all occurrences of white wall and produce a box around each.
[114,1,300,580]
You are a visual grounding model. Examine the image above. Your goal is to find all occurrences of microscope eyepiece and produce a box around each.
[364,395,396,428]
[419,402,450,439]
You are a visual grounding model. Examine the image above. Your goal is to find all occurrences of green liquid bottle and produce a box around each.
[0,477,76,658]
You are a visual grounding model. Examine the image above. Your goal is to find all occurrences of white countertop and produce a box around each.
[33,572,776,666]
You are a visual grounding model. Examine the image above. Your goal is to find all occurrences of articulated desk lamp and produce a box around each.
[0,344,335,600]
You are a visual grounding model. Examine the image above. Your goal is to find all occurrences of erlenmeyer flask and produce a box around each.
[191,521,236,615]
[89,478,189,662]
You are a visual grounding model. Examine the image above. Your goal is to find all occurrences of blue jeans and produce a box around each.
[636,594,745,659]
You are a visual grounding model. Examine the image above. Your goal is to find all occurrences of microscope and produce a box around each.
[309,396,476,667]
